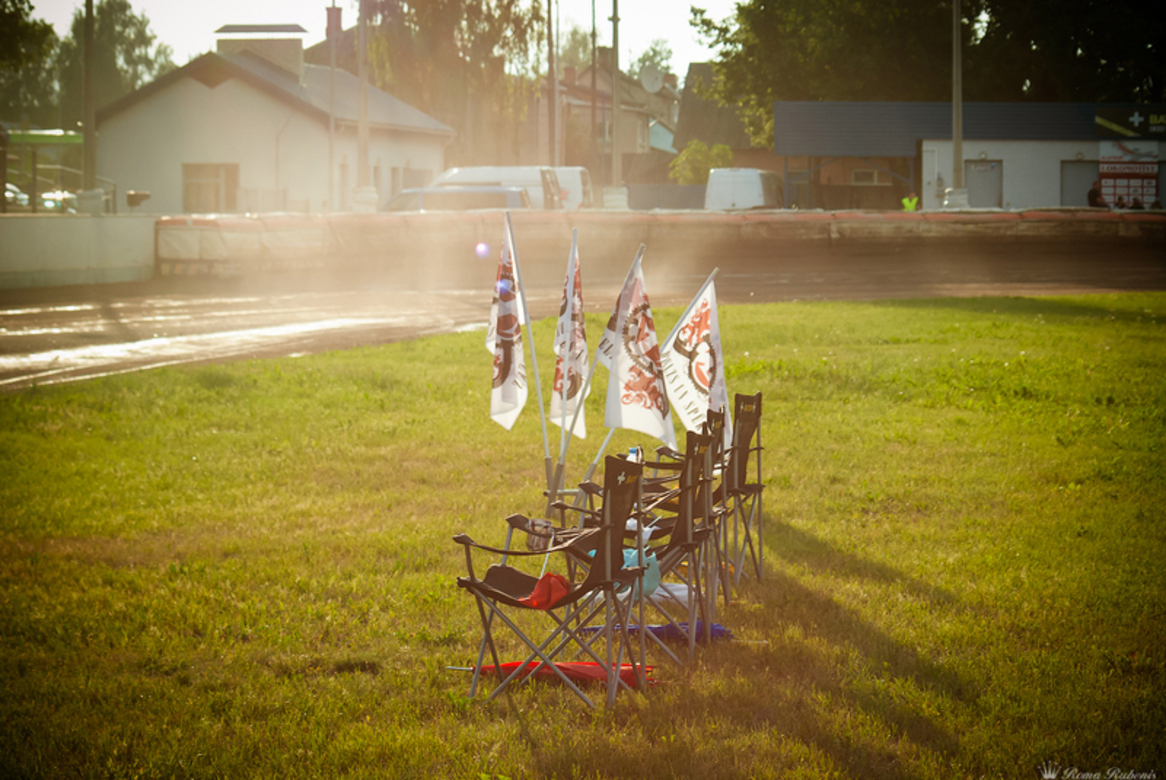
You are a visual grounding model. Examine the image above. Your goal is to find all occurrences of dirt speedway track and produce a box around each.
[1,238,1163,392]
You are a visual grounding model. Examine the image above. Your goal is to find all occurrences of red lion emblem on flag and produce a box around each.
[672,298,715,398]
[620,300,669,414]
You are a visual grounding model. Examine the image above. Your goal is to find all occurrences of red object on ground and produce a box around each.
[480,661,655,688]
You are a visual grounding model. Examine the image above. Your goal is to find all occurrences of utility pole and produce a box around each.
[357,0,369,188]
[327,2,340,212]
[951,0,964,193]
[547,0,557,167]
[610,0,620,190]
[590,0,597,181]
[82,0,95,192]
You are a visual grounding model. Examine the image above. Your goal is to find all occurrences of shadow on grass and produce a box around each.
[765,518,960,609]
[706,517,975,777]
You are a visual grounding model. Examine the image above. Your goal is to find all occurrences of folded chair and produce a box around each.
[726,392,764,587]
[454,456,647,709]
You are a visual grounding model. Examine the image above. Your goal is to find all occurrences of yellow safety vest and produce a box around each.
[902,196,919,211]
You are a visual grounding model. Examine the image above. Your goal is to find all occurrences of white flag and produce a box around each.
[603,253,677,450]
[550,237,589,439]
[661,276,732,449]
[595,258,637,370]
[487,219,527,430]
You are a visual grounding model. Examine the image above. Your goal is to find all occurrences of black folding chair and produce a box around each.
[455,456,647,709]
[726,392,764,587]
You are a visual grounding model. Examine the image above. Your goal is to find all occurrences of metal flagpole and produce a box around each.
[506,212,554,492]
[545,230,579,513]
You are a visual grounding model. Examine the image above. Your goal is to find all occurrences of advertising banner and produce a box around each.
[1099,140,1159,207]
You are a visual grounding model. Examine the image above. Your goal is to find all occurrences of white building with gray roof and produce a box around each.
[96,26,454,215]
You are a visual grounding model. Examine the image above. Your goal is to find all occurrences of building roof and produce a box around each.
[215,24,307,34]
[96,49,454,138]
[773,102,1149,157]
[673,63,753,152]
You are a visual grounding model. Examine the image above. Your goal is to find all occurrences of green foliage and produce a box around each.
[557,22,593,72]
[364,0,546,165]
[55,0,175,127]
[0,0,59,126]
[692,0,1166,148]
[627,38,674,79]
[2,294,1165,778]
[668,138,734,185]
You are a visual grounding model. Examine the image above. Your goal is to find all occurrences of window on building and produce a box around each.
[850,169,889,186]
[182,163,238,213]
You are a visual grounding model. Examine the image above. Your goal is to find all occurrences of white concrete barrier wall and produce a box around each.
[3,210,1164,291]
[0,214,156,289]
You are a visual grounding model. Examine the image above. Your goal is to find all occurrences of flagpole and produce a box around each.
[664,267,719,346]
[545,230,578,514]
[506,212,553,491]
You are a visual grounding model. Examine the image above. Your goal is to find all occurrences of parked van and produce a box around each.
[554,166,594,209]
[704,168,783,210]
[429,166,563,209]
[383,186,531,212]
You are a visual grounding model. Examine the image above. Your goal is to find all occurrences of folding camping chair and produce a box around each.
[726,392,764,588]
[638,429,718,664]
[454,456,648,709]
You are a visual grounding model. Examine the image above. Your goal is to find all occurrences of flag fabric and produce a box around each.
[486,219,527,430]
[550,239,589,439]
[603,254,677,450]
[660,277,732,448]
[595,259,636,370]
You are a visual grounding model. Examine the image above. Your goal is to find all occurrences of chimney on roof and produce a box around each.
[664,73,677,90]
[597,46,615,74]
[216,24,306,79]
[564,66,577,85]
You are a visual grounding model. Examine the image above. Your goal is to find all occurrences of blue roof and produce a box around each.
[774,102,1106,157]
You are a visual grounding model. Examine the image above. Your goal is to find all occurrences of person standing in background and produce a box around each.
[1087,181,1107,208]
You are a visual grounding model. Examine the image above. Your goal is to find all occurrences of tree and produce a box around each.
[557,23,592,72]
[692,0,953,147]
[692,0,1166,148]
[364,0,546,163]
[969,0,1166,102]
[0,0,59,126]
[55,0,175,128]
[628,38,673,79]
[669,139,733,184]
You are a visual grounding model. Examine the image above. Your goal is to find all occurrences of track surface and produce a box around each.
[1,245,1163,391]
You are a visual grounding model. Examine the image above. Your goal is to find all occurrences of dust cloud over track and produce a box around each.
[1,241,1163,392]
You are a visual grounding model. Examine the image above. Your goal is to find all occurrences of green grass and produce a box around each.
[2,292,1164,779]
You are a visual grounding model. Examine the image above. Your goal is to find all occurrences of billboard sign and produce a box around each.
[1099,140,1159,206]
[1095,106,1166,138]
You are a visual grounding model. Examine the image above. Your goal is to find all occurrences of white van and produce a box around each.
[704,168,783,210]
[430,166,563,209]
[554,166,594,209]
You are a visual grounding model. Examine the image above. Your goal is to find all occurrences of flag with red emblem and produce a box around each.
[661,272,732,448]
[603,250,677,449]
[486,218,527,430]
[550,234,589,439]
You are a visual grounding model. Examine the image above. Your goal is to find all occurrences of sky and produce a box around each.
[31,0,738,79]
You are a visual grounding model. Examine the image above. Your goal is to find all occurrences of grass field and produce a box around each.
[2,292,1164,779]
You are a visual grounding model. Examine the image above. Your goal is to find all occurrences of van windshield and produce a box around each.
[423,190,513,210]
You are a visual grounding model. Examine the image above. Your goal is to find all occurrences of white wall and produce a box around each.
[920,139,1138,210]
[99,74,449,215]
[0,215,155,288]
